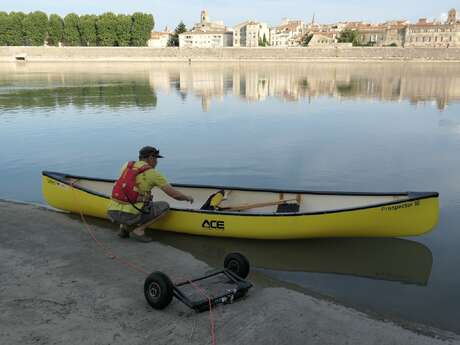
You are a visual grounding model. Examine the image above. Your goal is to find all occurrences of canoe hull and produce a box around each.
[42,174,439,240]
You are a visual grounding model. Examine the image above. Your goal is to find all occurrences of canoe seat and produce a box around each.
[276,203,300,213]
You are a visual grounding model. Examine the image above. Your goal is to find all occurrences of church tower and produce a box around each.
[447,8,457,24]
[201,10,209,23]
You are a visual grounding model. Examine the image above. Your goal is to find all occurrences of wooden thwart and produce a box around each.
[222,198,299,212]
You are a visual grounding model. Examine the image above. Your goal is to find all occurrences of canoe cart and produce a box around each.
[144,253,253,312]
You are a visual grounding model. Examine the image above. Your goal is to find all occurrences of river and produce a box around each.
[1,61,459,332]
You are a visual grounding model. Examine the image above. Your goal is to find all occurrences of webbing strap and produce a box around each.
[136,164,152,175]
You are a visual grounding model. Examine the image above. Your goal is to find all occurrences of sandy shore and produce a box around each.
[0,200,459,345]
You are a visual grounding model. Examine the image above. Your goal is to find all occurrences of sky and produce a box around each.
[1,0,458,30]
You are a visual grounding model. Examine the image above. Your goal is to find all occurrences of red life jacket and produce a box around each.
[111,161,152,204]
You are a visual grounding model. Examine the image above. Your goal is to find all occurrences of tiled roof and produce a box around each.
[150,32,170,38]
[312,32,335,38]
[181,29,231,35]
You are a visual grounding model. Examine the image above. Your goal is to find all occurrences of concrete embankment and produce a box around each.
[1,200,459,345]
[1,46,460,62]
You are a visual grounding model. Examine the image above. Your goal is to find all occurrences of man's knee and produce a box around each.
[157,201,170,214]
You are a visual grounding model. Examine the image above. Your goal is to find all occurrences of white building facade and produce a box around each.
[405,9,460,48]
[233,21,270,47]
[179,10,233,48]
[270,19,305,47]
[179,31,233,48]
[148,31,171,48]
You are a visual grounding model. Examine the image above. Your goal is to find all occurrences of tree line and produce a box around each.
[0,11,154,47]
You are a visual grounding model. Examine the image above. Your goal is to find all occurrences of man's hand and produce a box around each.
[161,184,194,203]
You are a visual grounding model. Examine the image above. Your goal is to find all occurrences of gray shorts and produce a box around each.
[108,201,170,226]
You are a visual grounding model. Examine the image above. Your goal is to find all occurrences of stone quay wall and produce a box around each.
[1,46,460,62]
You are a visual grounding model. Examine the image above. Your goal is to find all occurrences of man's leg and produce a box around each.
[107,211,138,238]
[118,224,130,238]
[131,201,170,237]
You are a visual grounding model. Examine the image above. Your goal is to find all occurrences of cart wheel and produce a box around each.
[144,271,174,310]
[224,252,250,279]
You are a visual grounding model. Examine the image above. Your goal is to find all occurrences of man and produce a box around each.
[108,146,194,242]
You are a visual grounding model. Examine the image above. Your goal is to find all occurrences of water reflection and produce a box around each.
[155,63,460,111]
[1,62,459,111]
[151,232,432,286]
[0,83,157,110]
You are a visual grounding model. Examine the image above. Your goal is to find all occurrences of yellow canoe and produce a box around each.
[42,171,439,240]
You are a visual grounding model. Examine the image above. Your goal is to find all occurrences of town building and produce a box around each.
[270,19,305,47]
[405,9,460,48]
[308,32,339,47]
[233,21,270,47]
[148,28,171,48]
[179,10,233,48]
[382,21,409,46]
[357,24,391,46]
[345,21,408,47]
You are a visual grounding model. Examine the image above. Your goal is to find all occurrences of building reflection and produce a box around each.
[148,62,460,111]
[1,62,459,111]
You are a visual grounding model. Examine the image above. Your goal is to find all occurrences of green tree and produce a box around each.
[63,13,81,46]
[301,33,313,46]
[48,14,63,46]
[116,14,132,46]
[23,11,48,46]
[168,21,186,47]
[80,15,97,46]
[4,12,26,46]
[338,29,361,46]
[131,12,154,46]
[96,12,117,46]
[0,12,8,46]
[258,33,269,47]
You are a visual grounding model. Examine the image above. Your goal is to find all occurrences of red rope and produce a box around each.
[186,279,216,345]
[69,179,217,344]
[70,180,149,275]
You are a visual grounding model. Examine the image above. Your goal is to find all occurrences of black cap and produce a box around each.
[139,146,164,159]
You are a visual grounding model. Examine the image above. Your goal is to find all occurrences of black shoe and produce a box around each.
[118,225,130,238]
[131,232,153,243]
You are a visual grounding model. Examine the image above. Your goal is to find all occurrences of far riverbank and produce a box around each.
[2,46,460,62]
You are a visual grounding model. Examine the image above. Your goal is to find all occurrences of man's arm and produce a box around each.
[160,184,194,203]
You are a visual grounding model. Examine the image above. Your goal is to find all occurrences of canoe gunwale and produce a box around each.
[42,171,439,217]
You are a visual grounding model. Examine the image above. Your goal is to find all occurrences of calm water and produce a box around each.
[1,61,460,332]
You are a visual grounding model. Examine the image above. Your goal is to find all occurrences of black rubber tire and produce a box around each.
[224,252,250,279]
[144,271,174,310]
